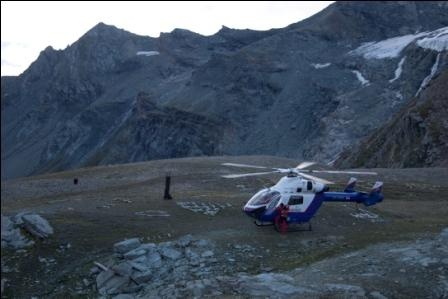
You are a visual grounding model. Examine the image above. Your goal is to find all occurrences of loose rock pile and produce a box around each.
[93,235,226,297]
[1,213,54,248]
[92,228,448,298]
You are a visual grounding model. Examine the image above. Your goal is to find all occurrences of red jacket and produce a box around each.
[280,206,289,218]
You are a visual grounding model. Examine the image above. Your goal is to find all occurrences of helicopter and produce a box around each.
[221,162,384,232]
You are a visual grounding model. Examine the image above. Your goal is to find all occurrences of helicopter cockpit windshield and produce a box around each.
[247,189,281,206]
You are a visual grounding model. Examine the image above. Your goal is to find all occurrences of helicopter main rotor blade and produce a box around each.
[221,171,280,179]
[221,163,271,170]
[309,170,377,175]
[296,161,316,170]
[297,172,335,185]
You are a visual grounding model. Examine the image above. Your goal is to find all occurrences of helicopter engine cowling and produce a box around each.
[300,180,327,193]
[313,181,327,193]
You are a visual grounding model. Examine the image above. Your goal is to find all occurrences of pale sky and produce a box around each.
[1,1,333,76]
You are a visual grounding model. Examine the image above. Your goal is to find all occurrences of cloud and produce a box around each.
[1,40,41,76]
[1,59,24,76]
[1,58,20,67]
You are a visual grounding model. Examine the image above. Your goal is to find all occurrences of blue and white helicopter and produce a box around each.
[222,162,384,231]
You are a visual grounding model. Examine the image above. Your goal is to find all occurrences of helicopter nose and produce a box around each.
[243,206,266,218]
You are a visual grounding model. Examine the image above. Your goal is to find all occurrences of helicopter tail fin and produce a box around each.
[364,181,384,206]
[344,177,357,192]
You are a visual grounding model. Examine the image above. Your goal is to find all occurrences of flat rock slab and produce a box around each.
[114,238,141,254]
[112,294,135,299]
[124,248,146,260]
[131,270,152,284]
[160,248,182,260]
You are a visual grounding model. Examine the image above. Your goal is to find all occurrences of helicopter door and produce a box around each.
[287,195,304,212]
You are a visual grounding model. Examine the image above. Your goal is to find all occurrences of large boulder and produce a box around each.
[1,213,54,248]
[21,214,54,238]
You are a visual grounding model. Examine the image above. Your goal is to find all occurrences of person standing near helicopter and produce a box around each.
[279,203,289,233]
[275,203,289,233]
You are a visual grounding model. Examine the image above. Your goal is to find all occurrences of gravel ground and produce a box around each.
[1,156,447,297]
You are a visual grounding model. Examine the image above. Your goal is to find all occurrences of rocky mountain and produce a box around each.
[2,1,448,179]
[335,69,448,168]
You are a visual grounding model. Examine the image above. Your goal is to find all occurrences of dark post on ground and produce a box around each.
[164,176,173,200]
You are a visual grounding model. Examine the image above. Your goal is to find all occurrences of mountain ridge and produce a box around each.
[2,1,447,179]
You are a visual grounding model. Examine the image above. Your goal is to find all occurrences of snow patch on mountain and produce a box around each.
[416,53,441,96]
[350,33,426,59]
[136,51,160,56]
[350,27,448,59]
[351,70,370,86]
[389,57,406,83]
[311,63,331,69]
[417,27,448,52]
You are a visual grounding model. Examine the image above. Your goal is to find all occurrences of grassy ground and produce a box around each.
[2,156,447,297]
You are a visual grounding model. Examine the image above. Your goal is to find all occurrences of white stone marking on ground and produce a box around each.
[113,198,132,204]
[349,208,383,222]
[176,201,232,216]
[134,210,170,217]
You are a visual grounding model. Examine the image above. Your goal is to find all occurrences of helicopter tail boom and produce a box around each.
[323,181,384,207]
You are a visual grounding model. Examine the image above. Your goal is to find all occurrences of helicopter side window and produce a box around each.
[296,187,302,192]
[307,181,313,191]
[288,195,303,205]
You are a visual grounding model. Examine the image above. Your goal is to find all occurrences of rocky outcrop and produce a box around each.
[232,228,448,299]
[81,92,227,167]
[94,230,448,298]
[2,2,448,179]
[93,235,223,297]
[1,213,54,248]
[336,69,448,168]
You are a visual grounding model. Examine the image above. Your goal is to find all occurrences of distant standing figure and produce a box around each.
[74,178,78,185]
[164,176,173,200]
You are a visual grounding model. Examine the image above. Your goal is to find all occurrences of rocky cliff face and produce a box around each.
[335,69,448,168]
[2,2,448,179]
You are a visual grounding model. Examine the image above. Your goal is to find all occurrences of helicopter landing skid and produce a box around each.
[287,222,312,232]
[254,220,274,226]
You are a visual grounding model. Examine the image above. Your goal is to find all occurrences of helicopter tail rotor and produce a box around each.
[344,177,357,192]
[364,182,384,206]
